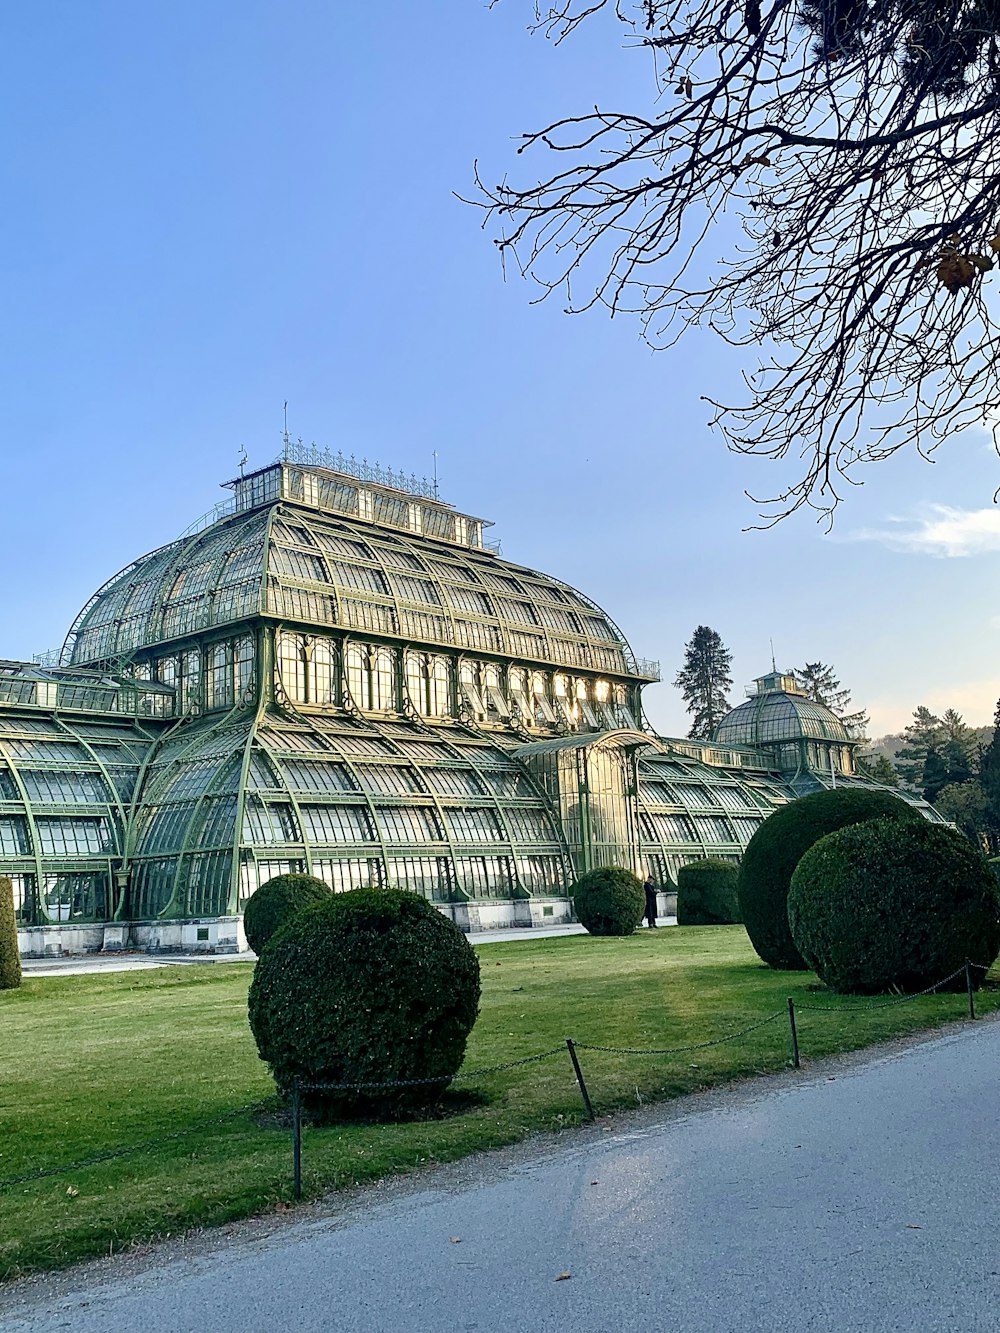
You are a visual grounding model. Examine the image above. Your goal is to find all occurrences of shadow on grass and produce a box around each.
[252,1087,489,1131]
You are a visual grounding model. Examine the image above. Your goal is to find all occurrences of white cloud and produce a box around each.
[846,505,1000,557]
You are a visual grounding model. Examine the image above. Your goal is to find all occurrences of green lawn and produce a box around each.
[2,926,996,1282]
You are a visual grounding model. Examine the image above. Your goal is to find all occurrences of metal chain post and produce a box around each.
[787,997,800,1069]
[565,1039,595,1122]
[292,1079,302,1201]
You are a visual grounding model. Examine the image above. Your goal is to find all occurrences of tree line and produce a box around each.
[673,626,1000,847]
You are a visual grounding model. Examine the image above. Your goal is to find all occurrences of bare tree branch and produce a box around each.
[473,0,1000,521]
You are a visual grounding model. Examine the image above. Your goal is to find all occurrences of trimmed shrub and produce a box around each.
[572,866,644,936]
[788,818,1000,994]
[243,873,331,956]
[248,887,480,1116]
[676,858,741,925]
[737,787,924,970]
[0,876,21,991]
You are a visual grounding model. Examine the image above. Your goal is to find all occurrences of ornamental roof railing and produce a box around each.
[282,439,440,502]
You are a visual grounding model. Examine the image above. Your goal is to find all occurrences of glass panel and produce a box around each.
[454,855,513,900]
[16,770,111,804]
[385,856,452,902]
[35,817,115,855]
[375,805,443,842]
[311,857,383,893]
[442,807,503,841]
[42,872,109,922]
[298,804,374,842]
[0,815,31,855]
[353,765,422,795]
[276,757,357,792]
[242,799,301,844]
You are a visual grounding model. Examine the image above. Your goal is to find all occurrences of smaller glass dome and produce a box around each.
[712,672,851,748]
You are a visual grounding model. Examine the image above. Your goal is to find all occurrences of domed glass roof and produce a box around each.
[713,674,852,748]
[62,462,641,680]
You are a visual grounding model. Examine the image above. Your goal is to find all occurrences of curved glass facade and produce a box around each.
[3,455,933,946]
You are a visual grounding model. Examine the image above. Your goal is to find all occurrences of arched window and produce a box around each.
[344,643,397,712]
[405,651,424,714]
[278,633,308,703]
[346,643,367,708]
[311,637,335,705]
[404,652,454,718]
[531,671,557,725]
[428,656,452,717]
[206,643,232,710]
[459,661,487,719]
[372,647,397,711]
[179,649,201,713]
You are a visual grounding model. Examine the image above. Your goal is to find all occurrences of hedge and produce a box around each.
[248,887,480,1116]
[572,866,645,936]
[676,858,741,925]
[243,873,332,956]
[0,875,21,991]
[788,817,1000,993]
[737,787,924,970]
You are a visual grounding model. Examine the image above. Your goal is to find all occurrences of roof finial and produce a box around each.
[770,637,776,673]
[238,446,248,477]
[282,401,290,457]
[432,450,439,501]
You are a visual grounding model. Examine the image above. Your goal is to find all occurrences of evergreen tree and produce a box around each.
[895,707,945,792]
[789,661,869,741]
[920,711,977,801]
[674,626,733,740]
[934,782,992,850]
[921,747,950,805]
[856,753,900,788]
[978,697,1000,846]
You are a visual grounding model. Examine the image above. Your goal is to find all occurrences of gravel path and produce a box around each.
[3,1016,997,1332]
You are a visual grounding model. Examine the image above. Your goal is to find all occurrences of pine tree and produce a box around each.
[674,626,733,740]
[789,661,869,741]
[895,707,945,792]
[934,782,991,849]
[978,697,1000,849]
[0,875,22,991]
[856,753,900,787]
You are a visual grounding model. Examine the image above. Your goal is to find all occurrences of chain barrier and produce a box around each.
[299,1047,566,1094]
[572,1010,786,1058]
[795,966,971,1012]
[0,1104,258,1192]
[6,962,997,1201]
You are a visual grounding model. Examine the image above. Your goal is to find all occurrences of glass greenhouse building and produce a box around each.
[5,445,935,955]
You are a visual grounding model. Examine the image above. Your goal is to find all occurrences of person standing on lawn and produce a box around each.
[643,873,658,929]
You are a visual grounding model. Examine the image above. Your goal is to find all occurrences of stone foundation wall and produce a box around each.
[16,892,678,957]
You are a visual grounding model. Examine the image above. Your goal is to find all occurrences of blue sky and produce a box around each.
[3,1,999,739]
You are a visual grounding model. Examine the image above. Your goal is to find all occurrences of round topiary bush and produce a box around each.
[737,787,924,970]
[676,858,741,926]
[0,875,22,991]
[572,866,644,936]
[243,873,332,956]
[247,887,481,1116]
[788,818,1000,994]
